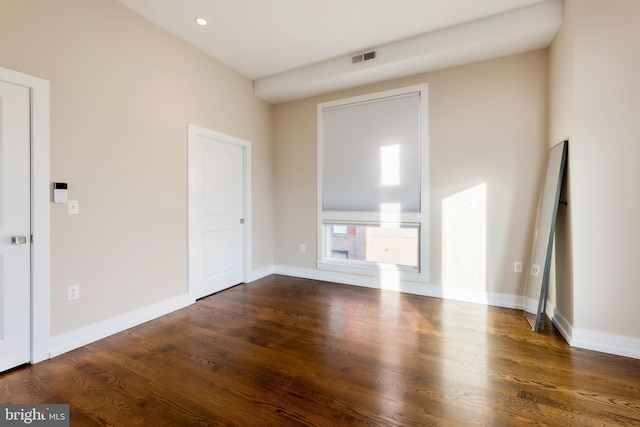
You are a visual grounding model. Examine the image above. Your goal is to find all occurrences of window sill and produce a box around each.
[316,261,429,283]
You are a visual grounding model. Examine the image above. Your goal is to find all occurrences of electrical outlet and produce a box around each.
[531,265,541,276]
[68,284,79,300]
[299,244,306,253]
[514,262,523,273]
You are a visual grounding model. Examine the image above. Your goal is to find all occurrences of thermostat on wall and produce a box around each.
[53,182,68,203]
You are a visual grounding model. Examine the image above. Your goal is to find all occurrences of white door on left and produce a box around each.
[0,80,31,372]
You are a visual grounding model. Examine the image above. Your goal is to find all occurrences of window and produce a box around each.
[317,84,428,277]
[331,250,349,260]
[331,225,349,235]
[325,223,419,268]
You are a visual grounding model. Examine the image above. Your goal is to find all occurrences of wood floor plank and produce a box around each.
[2,275,640,426]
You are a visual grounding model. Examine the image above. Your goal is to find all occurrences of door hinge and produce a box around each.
[240,218,244,224]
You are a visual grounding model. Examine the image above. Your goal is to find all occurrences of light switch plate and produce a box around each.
[68,200,80,215]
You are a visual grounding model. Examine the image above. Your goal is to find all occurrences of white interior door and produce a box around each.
[189,127,245,299]
[0,80,31,372]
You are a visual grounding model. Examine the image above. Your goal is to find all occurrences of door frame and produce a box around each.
[187,124,252,299]
[0,66,50,363]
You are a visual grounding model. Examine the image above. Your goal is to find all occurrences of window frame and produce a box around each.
[316,84,429,279]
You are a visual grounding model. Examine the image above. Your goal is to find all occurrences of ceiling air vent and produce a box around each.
[351,50,377,65]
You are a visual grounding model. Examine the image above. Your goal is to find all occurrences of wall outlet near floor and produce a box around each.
[531,265,541,276]
[68,284,80,300]
[299,244,306,253]
[514,262,523,273]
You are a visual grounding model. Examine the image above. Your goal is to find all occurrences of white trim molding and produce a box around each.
[270,266,640,360]
[49,294,193,358]
[546,304,573,344]
[273,265,523,310]
[249,265,275,282]
[542,304,640,360]
[571,329,640,360]
[47,265,270,358]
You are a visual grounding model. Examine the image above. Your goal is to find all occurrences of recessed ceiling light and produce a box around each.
[195,17,208,26]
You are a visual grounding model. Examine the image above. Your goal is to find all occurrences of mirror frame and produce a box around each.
[524,140,568,331]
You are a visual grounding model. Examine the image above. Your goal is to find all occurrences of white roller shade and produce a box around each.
[322,92,421,212]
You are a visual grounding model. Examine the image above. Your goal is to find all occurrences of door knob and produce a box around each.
[11,236,28,245]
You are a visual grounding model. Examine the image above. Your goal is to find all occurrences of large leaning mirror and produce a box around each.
[524,140,568,331]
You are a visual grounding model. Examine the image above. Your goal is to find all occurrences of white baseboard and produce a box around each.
[46,267,640,362]
[275,265,640,360]
[48,293,194,359]
[275,264,442,295]
[248,265,275,282]
[46,265,273,360]
[570,328,640,360]
[545,304,640,360]
[273,265,523,310]
[47,264,275,360]
[547,305,573,343]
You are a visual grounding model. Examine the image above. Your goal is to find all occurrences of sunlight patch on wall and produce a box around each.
[441,183,487,299]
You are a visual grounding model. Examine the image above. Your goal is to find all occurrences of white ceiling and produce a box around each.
[117,0,563,103]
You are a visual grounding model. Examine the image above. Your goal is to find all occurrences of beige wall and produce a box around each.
[549,0,640,339]
[0,0,274,336]
[274,50,549,297]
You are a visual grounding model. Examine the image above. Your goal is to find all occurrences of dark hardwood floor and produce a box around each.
[2,275,640,426]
